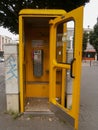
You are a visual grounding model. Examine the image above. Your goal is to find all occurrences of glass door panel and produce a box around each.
[56,21,75,110]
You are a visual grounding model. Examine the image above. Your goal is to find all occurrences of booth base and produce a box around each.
[25,98,54,115]
[25,98,50,112]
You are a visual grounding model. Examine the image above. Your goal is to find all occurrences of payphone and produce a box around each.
[33,50,43,77]
[19,7,83,130]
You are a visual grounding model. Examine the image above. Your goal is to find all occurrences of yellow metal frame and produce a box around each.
[19,9,66,112]
[19,15,25,112]
[19,9,66,16]
[19,7,83,130]
[49,6,83,130]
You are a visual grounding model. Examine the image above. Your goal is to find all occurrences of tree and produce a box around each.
[82,31,89,52]
[89,19,98,58]
[0,0,89,34]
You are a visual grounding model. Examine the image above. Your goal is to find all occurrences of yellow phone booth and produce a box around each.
[19,7,83,130]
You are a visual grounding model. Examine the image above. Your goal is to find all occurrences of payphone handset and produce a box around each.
[33,50,43,77]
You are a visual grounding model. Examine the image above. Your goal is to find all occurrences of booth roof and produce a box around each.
[19,0,90,14]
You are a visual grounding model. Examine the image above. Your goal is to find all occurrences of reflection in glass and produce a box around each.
[55,21,75,109]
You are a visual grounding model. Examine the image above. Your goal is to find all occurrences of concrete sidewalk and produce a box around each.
[0,62,73,130]
[82,60,98,67]
[0,62,98,130]
[79,65,98,130]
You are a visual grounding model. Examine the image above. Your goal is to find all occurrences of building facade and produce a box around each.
[0,35,13,57]
[67,27,97,61]
[0,35,12,51]
[82,27,96,61]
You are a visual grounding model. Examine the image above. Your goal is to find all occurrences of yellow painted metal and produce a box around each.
[73,7,84,130]
[19,7,83,130]
[19,16,25,112]
[26,84,49,97]
[61,24,67,106]
[49,6,84,130]
[25,27,49,97]
[49,21,56,102]
[19,9,66,16]
[19,9,66,112]
[53,60,70,69]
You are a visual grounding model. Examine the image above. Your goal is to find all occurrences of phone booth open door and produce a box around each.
[19,6,83,130]
[49,7,83,130]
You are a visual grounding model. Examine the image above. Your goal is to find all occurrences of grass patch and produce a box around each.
[4,110,23,119]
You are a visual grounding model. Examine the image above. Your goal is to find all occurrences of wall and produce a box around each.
[4,43,19,112]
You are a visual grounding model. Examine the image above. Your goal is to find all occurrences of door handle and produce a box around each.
[70,58,76,78]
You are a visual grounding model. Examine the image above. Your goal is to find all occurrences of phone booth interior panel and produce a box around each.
[24,24,50,97]
[24,21,63,98]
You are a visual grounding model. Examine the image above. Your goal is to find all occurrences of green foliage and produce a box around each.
[89,23,98,53]
[83,31,89,52]
[0,0,90,34]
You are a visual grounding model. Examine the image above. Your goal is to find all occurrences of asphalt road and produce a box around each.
[0,62,98,130]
